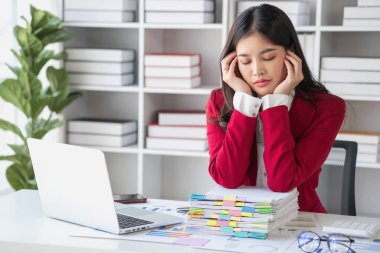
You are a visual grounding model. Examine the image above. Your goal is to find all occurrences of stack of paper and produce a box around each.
[237,1,311,26]
[145,0,215,24]
[328,130,380,164]
[64,0,136,23]
[66,48,136,87]
[144,53,201,89]
[343,0,380,26]
[146,111,208,151]
[67,118,138,147]
[186,187,299,239]
[320,57,380,97]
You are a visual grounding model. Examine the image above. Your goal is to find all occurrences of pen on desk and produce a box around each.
[176,207,190,214]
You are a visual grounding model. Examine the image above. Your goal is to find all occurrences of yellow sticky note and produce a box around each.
[224,195,237,201]
[207,220,217,226]
[229,221,237,227]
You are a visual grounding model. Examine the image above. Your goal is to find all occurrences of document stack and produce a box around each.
[343,0,380,26]
[67,118,138,147]
[63,0,136,23]
[146,111,208,151]
[297,33,314,70]
[237,1,311,26]
[66,48,135,87]
[187,187,299,239]
[144,53,201,89]
[320,57,380,97]
[328,131,380,164]
[145,0,215,24]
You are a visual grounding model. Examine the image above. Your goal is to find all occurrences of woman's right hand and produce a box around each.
[221,51,252,95]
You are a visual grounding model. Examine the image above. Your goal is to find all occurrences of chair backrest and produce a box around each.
[317,140,358,216]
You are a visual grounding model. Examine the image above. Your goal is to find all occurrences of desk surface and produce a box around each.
[1,190,380,253]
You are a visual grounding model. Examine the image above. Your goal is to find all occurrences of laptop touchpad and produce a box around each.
[117,207,153,217]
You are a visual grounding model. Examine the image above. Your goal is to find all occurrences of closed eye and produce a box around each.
[263,56,275,61]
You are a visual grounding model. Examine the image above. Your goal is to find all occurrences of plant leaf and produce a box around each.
[25,118,63,139]
[6,164,28,191]
[34,50,67,75]
[0,119,27,143]
[14,25,43,59]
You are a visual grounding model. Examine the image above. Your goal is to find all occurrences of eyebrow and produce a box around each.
[238,48,276,57]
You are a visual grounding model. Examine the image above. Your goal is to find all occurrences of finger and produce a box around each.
[221,51,237,66]
[229,57,238,76]
[286,54,301,76]
[284,59,294,78]
[287,50,302,63]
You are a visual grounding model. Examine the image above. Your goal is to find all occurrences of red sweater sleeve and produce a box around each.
[260,99,345,192]
[206,90,258,188]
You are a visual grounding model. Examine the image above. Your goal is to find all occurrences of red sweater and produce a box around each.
[206,89,345,213]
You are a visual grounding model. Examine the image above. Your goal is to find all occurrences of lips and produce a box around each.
[254,79,271,88]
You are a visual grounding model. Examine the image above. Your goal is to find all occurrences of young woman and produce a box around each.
[206,4,345,213]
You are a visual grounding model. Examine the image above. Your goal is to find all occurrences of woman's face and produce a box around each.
[236,32,287,97]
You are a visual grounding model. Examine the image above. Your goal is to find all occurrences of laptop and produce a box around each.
[27,138,184,234]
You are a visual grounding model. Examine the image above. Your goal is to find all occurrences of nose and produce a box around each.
[252,60,264,77]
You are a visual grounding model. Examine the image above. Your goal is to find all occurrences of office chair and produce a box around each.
[317,140,358,216]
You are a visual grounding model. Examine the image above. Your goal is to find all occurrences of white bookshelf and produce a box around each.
[62,0,380,208]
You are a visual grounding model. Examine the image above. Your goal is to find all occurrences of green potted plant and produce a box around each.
[0,5,81,190]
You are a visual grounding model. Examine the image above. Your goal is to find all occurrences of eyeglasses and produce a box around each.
[298,231,356,253]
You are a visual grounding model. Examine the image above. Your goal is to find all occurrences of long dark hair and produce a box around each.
[218,4,328,126]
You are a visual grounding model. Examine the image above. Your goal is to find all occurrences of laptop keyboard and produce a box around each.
[117,214,154,229]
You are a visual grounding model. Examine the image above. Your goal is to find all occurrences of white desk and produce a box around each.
[1,190,380,253]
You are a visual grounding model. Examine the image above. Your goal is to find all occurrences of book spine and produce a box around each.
[145,0,215,12]
[66,49,135,62]
[321,57,380,71]
[320,69,380,83]
[144,66,200,78]
[66,61,134,75]
[344,7,380,19]
[64,10,135,23]
[145,12,215,24]
[358,0,380,6]
[144,54,200,67]
[64,0,137,11]
[69,73,134,86]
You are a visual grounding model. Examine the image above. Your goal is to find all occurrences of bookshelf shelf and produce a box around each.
[82,145,139,154]
[62,0,380,206]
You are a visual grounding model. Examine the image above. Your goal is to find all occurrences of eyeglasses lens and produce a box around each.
[298,231,320,252]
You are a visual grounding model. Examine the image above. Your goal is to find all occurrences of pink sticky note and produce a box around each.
[174,237,210,246]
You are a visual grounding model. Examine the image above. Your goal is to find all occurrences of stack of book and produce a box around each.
[146,111,207,151]
[328,131,380,164]
[187,187,299,239]
[144,53,201,89]
[237,1,311,26]
[343,0,380,26]
[320,57,380,97]
[66,48,135,87]
[297,33,314,69]
[67,118,138,147]
[145,0,215,24]
[63,0,136,23]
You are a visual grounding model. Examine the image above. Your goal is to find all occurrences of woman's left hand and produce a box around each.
[273,50,304,95]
